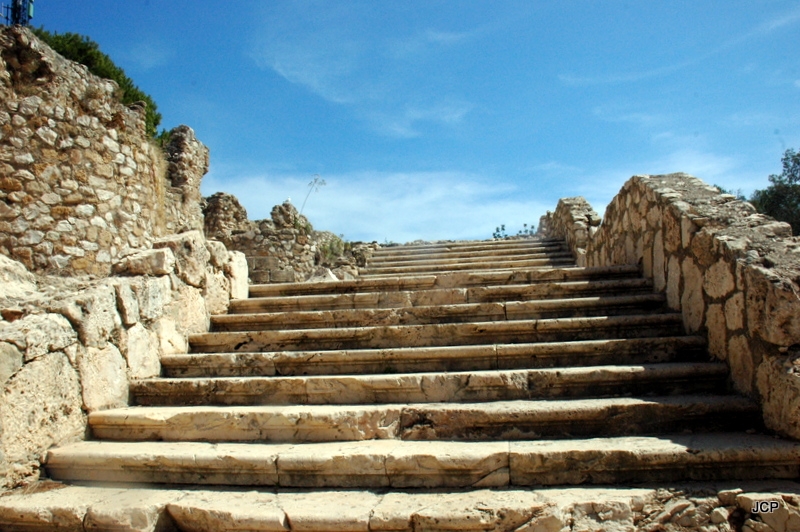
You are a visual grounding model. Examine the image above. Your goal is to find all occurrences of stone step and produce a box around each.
[214,293,667,332]
[246,264,642,298]
[189,313,684,353]
[161,335,707,377]
[236,277,655,313]
[359,256,576,276]
[365,251,575,270]
[131,363,729,406]
[44,433,800,488]
[368,243,568,263]
[15,483,800,532]
[372,238,563,255]
[91,395,760,443]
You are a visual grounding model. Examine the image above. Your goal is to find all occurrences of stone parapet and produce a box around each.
[0,27,207,276]
[540,173,800,439]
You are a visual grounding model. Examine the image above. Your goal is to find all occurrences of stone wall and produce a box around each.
[0,231,247,489]
[204,193,363,283]
[539,173,800,439]
[0,26,208,276]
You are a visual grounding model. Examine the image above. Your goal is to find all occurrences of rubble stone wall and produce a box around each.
[539,173,800,439]
[0,231,247,489]
[0,27,208,276]
[204,193,361,283]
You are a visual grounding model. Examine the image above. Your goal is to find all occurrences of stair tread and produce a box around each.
[45,433,800,488]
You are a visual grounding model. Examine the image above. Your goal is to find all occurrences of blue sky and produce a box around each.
[32,1,800,242]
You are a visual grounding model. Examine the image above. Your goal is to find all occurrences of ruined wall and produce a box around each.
[204,193,361,283]
[0,27,207,276]
[0,231,247,489]
[539,173,800,439]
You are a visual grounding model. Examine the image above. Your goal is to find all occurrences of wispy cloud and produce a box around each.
[592,105,666,126]
[560,4,800,86]
[387,28,475,58]
[124,40,172,71]
[201,169,549,242]
[371,101,474,138]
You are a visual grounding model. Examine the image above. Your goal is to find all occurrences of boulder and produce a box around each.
[153,231,210,288]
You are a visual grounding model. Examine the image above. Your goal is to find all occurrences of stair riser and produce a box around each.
[235,280,655,313]
[132,365,728,406]
[372,239,564,255]
[246,265,642,298]
[365,252,574,269]
[360,258,575,275]
[91,401,760,443]
[368,245,567,263]
[189,320,685,353]
[161,337,707,377]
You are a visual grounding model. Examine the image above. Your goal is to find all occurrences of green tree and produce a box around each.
[750,148,800,235]
[31,27,162,136]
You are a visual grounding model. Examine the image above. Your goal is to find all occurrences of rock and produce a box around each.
[0,253,36,300]
[163,284,208,335]
[112,248,176,277]
[152,317,187,356]
[226,251,248,300]
[307,267,338,283]
[131,276,172,323]
[0,313,77,362]
[205,240,229,269]
[54,284,120,348]
[1,352,85,486]
[153,231,210,288]
[167,491,288,532]
[113,280,140,326]
[0,341,22,384]
[78,344,129,411]
[203,269,230,316]
[123,323,159,379]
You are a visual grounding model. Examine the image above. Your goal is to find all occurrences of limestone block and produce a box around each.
[278,490,378,532]
[737,492,800,532]
[132,276,172,323]
[152,317,187,356]
[1,352,85,486]
[112,248,176,277]
[153,231,210,288]
[124,323,160,379]
[725,292,745,331]
[652,229,665,292]
[705,304,727,360]
[745,266,800,346]
[78,344,129,411]
[680,257,704,333]
[162,284,208,336]
[757,356,800,439]
[205,239,229,269]
[55,284,121,348]
[167,491,288,532]
[666,255,681,310]
[203,269,230,316]
[0,485,125,531]
[0,341,22,385]
[0,253,36,300]
[0,313,77,362]
[704,260,735,299]
[226,251,249,300]
[114,279,140,326]
[728,334,754,395]
[85,489,184,532]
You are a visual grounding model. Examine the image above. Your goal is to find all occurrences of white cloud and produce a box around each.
[125,41,172,71]
[371,101,474,138]
[201,169,549,243]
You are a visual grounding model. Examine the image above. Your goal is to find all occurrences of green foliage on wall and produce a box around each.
[31,27,162,136]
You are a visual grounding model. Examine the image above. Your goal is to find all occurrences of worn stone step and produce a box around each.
[365,251,575,270]
[131,363,729,406]
[372,238,563,255]
[91,395,760,443]
[214,294,666,332]
[246,264,642,298]
[162,336,707,377]
[359,256,576,276]
[189,313,684,353]
[236,277,655,313]
[45,433,800,488]
[368,243,567,263]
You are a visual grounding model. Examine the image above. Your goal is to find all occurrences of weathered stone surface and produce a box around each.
[205,240,229,269]
[152,317,187,356]
[168,491,288,532]
[0,341,22,385]
[54,284,120,348]
[0,485,125,531]
[0,313,76,361]
[203,269,230,315]
[132,276,172,323]
[226,250,248,300]
[164,284,209,335]
[113,248,176,277]
[1,352,84,486]
[113,279,140,326]
[153,231,209,288]
[78,344,128,411]
[0,253,36,300]
[84,488,183,532]
[123,323,160,380]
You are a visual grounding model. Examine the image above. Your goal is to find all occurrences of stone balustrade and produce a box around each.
[539,173,800,439]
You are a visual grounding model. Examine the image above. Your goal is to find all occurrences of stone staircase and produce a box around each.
[3,236,800,530]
